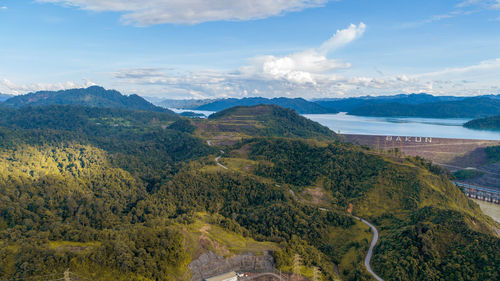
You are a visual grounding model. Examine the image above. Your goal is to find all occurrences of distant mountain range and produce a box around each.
[2,86,171,113]
[195,97,338,114]
[313,93,462,112]
[152,93,500,118]
[348,96,500,118]
[15,87,497,119]
[0,94,13,102]
[155,98,216,109]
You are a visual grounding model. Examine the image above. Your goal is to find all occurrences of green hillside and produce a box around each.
[0,105,498,281]
[2,86,170,113]
[205,104,336,140]
[195,97,338,114]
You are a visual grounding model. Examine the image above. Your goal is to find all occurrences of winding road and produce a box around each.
[353,216,384,281]
[207,140,228,170]
[215,155,228,169]
[206,139,383,280]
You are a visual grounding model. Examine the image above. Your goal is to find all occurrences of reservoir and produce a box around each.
[305,113,500,141]
[170,108,500,141]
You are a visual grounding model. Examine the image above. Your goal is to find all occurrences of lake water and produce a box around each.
[305,113,500,141]
[169,108,215,117]
[171,108,500,141]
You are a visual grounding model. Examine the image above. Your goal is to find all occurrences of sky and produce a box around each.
[1,0,500,99]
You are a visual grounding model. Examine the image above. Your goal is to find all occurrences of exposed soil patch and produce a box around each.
[301,187,330,205]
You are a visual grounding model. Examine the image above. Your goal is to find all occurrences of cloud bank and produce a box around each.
[112,23,373,98]
[37,0,328,25]
[0,79,96,95]
[113,22,478,99]
[112,55,500,99]
[4,20,498,99]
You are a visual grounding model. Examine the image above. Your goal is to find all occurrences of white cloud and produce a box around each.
[457,0,500,8]
[109,23,370,98]
[0,78,96,95]
[113,22,496,98]
[415,58,500,78]
[402,0,500,28]
[37,0,328,25]
[111,57,500,99]
[318,23,366,54]
[240,23,365,84]
[0,6,7,10]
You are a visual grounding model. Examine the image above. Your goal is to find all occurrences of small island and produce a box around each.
[464,114,500,131]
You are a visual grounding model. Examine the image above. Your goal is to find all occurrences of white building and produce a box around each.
[205,271,238,281]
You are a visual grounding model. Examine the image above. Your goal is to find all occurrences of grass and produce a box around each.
[326,220,372,271]
[48,240,100,249]
[219,157,258,173]
[453,169,484,180]
[182,213,278,259]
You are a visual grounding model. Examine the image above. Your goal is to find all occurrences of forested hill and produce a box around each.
[206,104,336,139]
[0,104,498,281]
[157,98,216,109]
[195,97,338,114]
[464,114,500,130]
[347,96,500,118]
[2,86,171,113]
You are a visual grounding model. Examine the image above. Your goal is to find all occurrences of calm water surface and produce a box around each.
[171,109,500,141]
[305,113,500,141]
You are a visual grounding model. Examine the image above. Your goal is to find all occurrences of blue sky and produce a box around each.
[1,0,500,98]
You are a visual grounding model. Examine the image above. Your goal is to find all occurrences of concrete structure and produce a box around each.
[205,271,238,281]
[453,181,500,204]
[189,251,274,281]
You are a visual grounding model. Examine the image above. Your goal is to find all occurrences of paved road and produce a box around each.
[208,138,382,280]
[215,155,228,170]
[208,139,228,170]
[354,216,384,281]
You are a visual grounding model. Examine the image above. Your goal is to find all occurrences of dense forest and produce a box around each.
[464,114,500,130]
[0,104,498,281]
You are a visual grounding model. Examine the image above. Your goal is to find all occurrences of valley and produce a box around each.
[0,91,498,281]
[4,1,500,280]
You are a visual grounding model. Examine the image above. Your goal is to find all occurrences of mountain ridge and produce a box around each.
[195,97,338,114]
[0,93,13,102]
[206,104,337,139]
[348,96,500,118]
[2,86,171,113]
